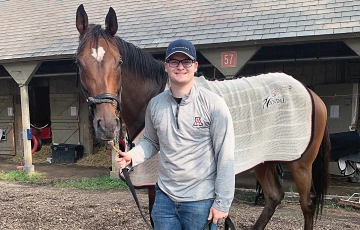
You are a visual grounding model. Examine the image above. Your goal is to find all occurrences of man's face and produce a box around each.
[164,52,198,87]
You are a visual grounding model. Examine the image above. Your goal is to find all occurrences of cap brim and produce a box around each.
[166,51,195,61]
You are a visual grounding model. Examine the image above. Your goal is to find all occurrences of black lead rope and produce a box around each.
[120,129,153,229]
[201,217,236,230]
[121,168,153,230]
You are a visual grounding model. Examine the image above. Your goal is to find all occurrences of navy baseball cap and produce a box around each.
[165,39,197,61]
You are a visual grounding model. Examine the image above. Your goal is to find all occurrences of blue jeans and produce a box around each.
[151,184,218,230]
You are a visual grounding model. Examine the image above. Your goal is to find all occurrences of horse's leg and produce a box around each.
[288,159,315,230]
[148,187,155,227]
[288,131,330,230]
[288,90,330,230]
[253,163,284,230]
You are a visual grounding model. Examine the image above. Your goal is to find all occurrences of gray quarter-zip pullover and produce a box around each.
[130,83,235,212]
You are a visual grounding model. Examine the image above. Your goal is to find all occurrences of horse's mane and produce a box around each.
[115,37,167,84]
[77,24,167,85]
[77,24,116,57]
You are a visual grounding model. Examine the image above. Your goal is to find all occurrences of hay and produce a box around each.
[5,144,52,164]
[76,144,112,167]
[5,144,112,167]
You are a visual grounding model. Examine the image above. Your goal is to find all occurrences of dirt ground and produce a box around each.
[0,180,359,230]
[1,153,360,230]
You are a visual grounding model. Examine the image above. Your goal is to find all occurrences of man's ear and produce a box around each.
[194,61,199,72]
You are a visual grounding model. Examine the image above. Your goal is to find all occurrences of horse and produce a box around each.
[75,5,331,230]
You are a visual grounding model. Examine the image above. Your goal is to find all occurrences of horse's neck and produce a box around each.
[121,72,166,141]
[117,39,167,140]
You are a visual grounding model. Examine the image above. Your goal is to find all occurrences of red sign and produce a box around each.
[221,51,237,68]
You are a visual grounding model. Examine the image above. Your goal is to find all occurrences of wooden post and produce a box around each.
[19,84,34,173]
[3,61,41,174]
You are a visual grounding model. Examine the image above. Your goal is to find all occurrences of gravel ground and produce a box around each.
[0,181,359,230]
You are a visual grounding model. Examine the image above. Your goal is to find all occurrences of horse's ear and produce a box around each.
[105,7,118,37]
[76,4,88,36]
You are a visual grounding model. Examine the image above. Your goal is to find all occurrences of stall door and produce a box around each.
[0,95,15,155]
[50,94,80,144]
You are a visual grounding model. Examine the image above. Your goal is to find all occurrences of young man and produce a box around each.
[115,39,235,230]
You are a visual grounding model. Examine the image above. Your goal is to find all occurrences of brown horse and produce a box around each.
[75,5,330,230]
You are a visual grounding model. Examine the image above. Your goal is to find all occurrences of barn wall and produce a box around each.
[313,83,354,134]
[0,78,19,155]
[240,60,346,87]
[48,75,93,155]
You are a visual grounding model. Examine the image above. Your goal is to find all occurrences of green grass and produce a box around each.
[0,170,128,190]
[287,186,296,193]
[234,191,257,203]
[52,176,128,190]
[0,170,42,183]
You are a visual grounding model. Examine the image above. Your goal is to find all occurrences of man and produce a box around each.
[115,39,235,230]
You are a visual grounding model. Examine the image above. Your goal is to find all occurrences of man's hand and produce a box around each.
[114,149,132,169]
[207,206,228,224]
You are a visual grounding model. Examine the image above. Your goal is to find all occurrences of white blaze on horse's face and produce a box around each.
[91,47,106,63]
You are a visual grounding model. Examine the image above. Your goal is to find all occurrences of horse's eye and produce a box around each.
[119,59,123,66]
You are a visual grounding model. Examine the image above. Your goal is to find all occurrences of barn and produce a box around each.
[1,0,360,177]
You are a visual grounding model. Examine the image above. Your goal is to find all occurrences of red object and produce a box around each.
[31,127,51,140]
[221,51,237,68]
[119,139,126,152]
[31,135,38,154]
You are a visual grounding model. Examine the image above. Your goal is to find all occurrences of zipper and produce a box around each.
[175,103,180,129]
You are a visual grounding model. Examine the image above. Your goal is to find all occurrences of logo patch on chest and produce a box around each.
[193,117,203,127]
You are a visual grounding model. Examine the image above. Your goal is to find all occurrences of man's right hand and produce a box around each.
[114,150,132,169]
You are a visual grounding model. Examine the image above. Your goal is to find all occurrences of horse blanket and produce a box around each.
[123,72,314,188]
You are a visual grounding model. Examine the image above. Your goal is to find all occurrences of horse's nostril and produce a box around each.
[97,119,103,129]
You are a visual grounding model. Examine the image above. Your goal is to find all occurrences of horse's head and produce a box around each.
[76,4,122,141]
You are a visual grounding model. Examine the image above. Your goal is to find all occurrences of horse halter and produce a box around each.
[84,87,122,113]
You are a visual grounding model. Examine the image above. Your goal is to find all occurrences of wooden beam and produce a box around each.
[2,61,42,173]
[3,61,41,85]
[344,38,360,56]
[350,83,359,131]
[200,45,260,78]
[19,85,34,173]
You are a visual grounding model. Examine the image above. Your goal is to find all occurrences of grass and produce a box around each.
[52,176,128,190]
[234,190,257,203]
[326,201,358,212]
[0,170,128,190]
[287,186,296,193]
[0,170,42,183]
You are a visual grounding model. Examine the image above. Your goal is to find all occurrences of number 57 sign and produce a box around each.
[221,51,237,68]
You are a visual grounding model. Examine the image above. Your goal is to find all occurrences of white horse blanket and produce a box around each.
[124,72,314,188]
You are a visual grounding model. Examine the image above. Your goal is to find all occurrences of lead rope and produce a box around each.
[201,217,236,230]
[109,141,153,230]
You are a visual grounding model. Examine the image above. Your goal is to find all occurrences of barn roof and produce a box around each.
[0,0,360,63]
